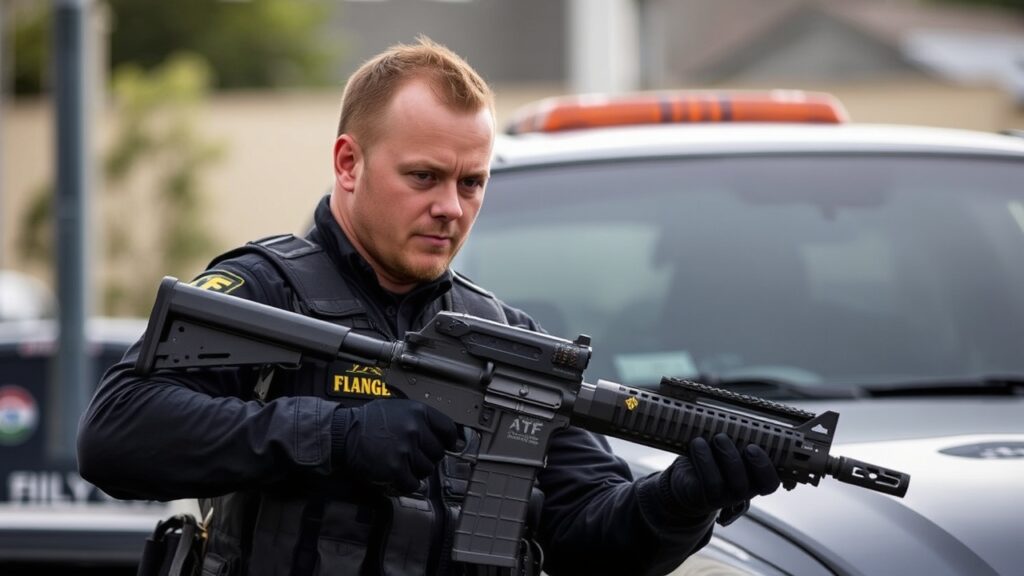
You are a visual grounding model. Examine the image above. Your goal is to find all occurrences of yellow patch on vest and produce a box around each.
[328,363,392,398]
[189,270,245,294]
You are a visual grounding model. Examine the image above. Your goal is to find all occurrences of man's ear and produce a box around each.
[334,134,361,192]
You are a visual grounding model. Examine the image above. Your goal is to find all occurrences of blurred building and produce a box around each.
[329,0,567,86]
[0,270,54,321]
[324,0,1024,103]
[645,0,1024,102]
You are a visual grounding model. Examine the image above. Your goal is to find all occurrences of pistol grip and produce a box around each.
[452,459,537,568]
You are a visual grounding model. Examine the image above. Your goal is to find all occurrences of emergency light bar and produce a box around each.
[505,90,848,135]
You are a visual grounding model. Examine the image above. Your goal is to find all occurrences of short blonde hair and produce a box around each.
[337,36,495,150]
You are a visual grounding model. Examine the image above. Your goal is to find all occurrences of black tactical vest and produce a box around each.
[194,234,538,576]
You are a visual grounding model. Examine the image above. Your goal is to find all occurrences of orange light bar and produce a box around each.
[505,90,849,135]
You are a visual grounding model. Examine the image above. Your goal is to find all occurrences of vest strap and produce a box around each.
[211,234,364,318]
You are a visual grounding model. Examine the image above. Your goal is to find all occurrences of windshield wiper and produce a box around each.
[854,375,1024,398]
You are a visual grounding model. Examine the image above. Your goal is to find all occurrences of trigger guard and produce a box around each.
[446,425,480,463]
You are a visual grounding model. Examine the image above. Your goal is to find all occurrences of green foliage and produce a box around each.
[9,2,50,95]
[106,0,339,90]
[104,53,226,315]
[16,183,53,263]
[19,53,226,316]
[9,0,339,96]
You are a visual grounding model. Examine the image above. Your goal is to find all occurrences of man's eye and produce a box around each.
[460,178,484,189]
[412,172,433,182]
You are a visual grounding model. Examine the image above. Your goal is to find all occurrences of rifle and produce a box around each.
[135,277,911,569]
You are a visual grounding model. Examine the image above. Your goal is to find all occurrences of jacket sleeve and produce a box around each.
[77,258,338,501]
[502,304,716,576]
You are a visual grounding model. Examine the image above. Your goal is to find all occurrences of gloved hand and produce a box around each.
[332,399,459,493]
[659,433,781,520]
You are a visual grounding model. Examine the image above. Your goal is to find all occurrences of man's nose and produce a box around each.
[430,181,464,221]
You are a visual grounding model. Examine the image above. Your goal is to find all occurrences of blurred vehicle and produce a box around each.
[0,316,177,574]
[454,91,1024,575]
[0,271,55,321]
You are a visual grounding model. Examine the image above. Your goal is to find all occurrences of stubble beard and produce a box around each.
[379,234,462,287]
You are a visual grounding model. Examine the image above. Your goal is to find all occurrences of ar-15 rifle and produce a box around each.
[136,277,911,570]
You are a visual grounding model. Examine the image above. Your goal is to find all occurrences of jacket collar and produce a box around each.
[309,195,453,311]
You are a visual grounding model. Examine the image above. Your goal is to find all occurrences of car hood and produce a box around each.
[606,398,1024,576]
[749,433,1023,576]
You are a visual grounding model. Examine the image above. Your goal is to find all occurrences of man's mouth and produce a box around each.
[416,234,453,248]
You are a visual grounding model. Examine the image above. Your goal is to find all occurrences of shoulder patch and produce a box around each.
[451,271,495,298]
[189,270,246,294]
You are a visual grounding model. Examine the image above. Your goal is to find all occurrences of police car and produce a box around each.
[0,317,175,574]
[454,91,1024,575]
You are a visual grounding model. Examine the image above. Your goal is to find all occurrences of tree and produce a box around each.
[9,0,340,95]
[9,0,51,95]
[19,54,226,316]
[105,0,339,90]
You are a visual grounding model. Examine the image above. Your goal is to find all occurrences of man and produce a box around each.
[78,38,779,576]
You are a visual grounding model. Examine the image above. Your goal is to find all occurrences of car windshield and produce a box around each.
[455,154,1024,393]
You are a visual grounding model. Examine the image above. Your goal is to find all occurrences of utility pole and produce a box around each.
[53,0,92,461]
[0,1,7,270]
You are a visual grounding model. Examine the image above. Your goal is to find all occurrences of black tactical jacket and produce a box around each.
[78,197,715,576]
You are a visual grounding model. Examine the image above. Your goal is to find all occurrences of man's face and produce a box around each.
[332,79,494,294]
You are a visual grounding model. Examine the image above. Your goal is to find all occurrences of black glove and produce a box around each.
[659,433,781,520]
[331,399,459,493]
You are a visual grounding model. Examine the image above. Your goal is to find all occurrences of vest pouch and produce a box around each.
[248,495,307,576]
[200,553,231,576]
[381,494,435,576]
[137,514,206,576]
[201,492,258,576]
[312,497,374,575]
